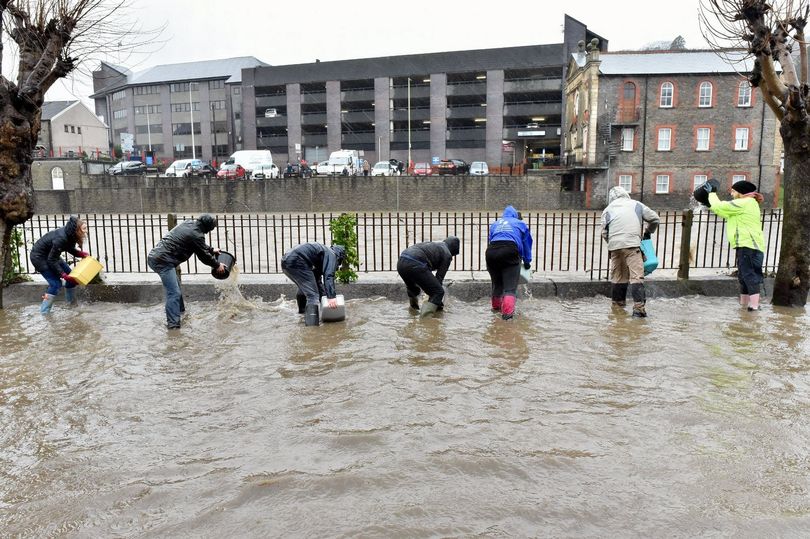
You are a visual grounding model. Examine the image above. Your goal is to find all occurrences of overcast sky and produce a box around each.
[46,0,710,102]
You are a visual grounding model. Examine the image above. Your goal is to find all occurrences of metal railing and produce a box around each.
[15,210,784,280]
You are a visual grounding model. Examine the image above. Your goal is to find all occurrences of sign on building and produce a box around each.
[120,133,134,153]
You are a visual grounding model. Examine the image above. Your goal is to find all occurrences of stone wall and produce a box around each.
[34,172,587,214]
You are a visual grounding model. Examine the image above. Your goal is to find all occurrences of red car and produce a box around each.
[216,163,246,180]
[413,162,434,176]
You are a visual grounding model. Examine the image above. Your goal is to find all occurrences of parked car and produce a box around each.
[252,162,280,179]
[437,159,470,175]
[108,160,147,175]
[316,161,332,175]
[197,164,218,178]
[470,161,489,176]
[165,159,205,177]
[216,163,246,180]
[413,162,434,176]
[372,161,396,176]
[283,163,303,178]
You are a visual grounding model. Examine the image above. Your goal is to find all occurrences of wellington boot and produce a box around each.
[409,296,420,310]
[501,295,516,320]
[611,283,629,306]
[419,301,438,317]
[40,293,56,313]
[65,287,77,306]
[632,302,647,318]
[304,303,320,326]
[491,296,503,312]
[296,293,307,314]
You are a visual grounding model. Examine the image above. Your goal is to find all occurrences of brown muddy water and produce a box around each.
[1,289,810,537]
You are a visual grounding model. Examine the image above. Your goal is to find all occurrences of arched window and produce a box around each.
[737,81,752,107]
[51,167,64,190]
[699,82,713,107]
[660,82,674,107]
[623,82,636,104]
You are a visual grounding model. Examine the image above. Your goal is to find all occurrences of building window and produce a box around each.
[172,122,201,135]
[618,174,632,192]
[210,100,226,110]
[660,82,674,108]
[134,85,160,95]
[655,174,670,193]
[209,80,225,90]
[77,127,81,134]
[64,125,69,132]
[70,126,75,133]
[732,174,748,184]
[735,127,750,150]
[737,81,752,107]
[113,109,127,119]
[233,87,241,95]
[657,127,672,151]
[696,127,710,151]
[112,90,126,100]
[171,102,199,112]
[693,174,708,190]
[51,167,64,190]
[621,128,634,151]
[699,82,713,107]
[170,82,198,93]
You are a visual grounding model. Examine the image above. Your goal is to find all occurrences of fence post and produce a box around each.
[677,209,693,280]
[167,213,181,284]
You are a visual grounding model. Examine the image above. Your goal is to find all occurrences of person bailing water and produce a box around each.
[147,214,226,330]
[486,205,533,320]
[280,243,346,326]
[396,236,460,315]
[600,186,660,318]
[30,215,90,313]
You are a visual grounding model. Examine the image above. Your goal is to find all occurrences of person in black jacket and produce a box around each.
[397,236,460,314]
[30,215,89,313]
[281,242,346,326]
[147,214,225,329]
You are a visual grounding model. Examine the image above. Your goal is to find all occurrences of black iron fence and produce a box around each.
[14,209,784,280]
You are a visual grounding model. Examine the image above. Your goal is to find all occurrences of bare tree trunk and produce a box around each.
[772,127,810,306]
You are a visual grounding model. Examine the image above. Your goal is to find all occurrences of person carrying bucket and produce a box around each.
[30,215,90,313]
[147,214,226,330]
[601,186,660,317]
[697,178,765,311]
[486,205,533,320]
[280,243,346,326]
[396,236,460,315]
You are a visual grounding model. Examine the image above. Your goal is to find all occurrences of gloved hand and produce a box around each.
[702,179,720,195]
[61,272,79,286]
[76,251,89,258]
[642,231,651,240]
[523,261,531,270]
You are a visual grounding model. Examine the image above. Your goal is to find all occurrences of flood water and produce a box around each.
[2,290,810,537]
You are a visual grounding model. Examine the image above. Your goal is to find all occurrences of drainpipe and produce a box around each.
[756,96,766,191]
[639,76,649,202]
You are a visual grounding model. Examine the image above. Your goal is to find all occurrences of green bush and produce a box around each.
[3,227,29,285]
[329,213,359,283]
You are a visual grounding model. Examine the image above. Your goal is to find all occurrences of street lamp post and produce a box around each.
[189,83,196,159]
[407,77,412,173]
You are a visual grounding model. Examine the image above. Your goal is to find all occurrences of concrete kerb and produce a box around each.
[3,269,761,307]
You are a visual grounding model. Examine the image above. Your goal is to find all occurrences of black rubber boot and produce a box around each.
[611,283,629,307]
[304,303,320,326]
[296,292,307,314]
[409,296,419,310]
[630,283,647,317]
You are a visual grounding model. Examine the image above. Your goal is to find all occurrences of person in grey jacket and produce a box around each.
[397,237,460,314]
[147,214,225,329]
[281,243,347,326]
[601,186,660,317]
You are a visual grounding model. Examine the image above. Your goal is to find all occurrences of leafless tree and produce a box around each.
[0,0,160,307]
[700,0,810,306]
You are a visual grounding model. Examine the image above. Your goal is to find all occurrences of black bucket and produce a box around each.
[212,250,236,279]
[693,184,710,206]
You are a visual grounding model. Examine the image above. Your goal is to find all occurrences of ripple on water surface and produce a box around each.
[2,294,810,536]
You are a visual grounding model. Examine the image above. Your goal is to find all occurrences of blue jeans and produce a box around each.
[40,260,76,296]
[148,258,182,327]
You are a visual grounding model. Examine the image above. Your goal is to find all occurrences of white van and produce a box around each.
[327,149,360,176]
[229,150,274,179]
[470,161,489,176]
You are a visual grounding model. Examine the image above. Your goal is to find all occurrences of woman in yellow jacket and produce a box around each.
[699,179,765,311]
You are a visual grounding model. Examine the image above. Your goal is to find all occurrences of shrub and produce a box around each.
[329,213,359,283]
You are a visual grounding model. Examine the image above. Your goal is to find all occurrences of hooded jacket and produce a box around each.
[488,205,533,265]
[708,192,765,251]
[148,218,219,269]
[283,242,341,299]
[601,187,660,251]
[400,237,459,283]
[30,216,82,276]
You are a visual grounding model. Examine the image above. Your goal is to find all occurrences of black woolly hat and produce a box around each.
[732,180,757,195]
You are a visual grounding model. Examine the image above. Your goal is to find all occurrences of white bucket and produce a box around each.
[519,266,532,284]
[320,294,346,322]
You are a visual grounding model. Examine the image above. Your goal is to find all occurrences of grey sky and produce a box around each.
[47,0,709,102]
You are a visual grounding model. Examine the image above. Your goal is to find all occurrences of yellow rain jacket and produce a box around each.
[707,193,765,251]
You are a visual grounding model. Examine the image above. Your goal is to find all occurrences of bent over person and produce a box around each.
[30,215,89,313]
[601,186,660,317]
[486,205,533,320]
[397,236,460,314]
[147,214,225,329]
[281,243,346,326]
